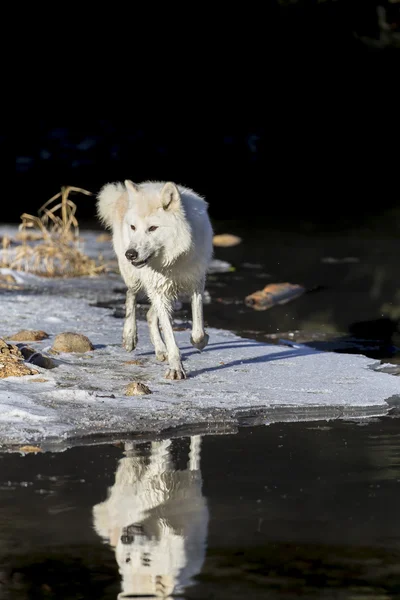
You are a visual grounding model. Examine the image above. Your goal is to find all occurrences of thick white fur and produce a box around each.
[97,180,213,379]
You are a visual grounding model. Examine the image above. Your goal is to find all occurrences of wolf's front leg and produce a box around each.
[190,288,209,351]
[123,288,137,352]
[154,300,186,380]
[146,305,168,362]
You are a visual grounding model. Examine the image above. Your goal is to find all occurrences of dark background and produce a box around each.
[12,1,399,229]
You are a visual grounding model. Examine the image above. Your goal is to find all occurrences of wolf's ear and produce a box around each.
[161,182,180,211]
[124,180,140,199]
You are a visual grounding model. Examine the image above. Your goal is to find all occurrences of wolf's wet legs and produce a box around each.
[190,288,209,351]
[123,288,137,352]
[153,300,186,380]
[147,305,168,362]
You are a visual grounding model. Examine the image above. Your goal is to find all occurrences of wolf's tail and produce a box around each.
[97,182,125,229]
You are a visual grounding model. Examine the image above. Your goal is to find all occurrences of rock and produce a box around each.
[18,445,43,453]
[213,233,242,247]
[18,346,57,369]
[51,332,94,353]
[125,382,152,396]
[7,329,49,341]
[0,338,38,378]
[245,282,306,311]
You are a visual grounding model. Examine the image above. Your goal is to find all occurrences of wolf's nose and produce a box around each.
[125,249,138,262]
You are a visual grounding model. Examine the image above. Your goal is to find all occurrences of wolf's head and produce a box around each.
[98,180,192,269]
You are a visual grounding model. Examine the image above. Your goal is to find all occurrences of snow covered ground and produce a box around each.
[0,228,399,451]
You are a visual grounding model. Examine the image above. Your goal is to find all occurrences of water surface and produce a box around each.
[1,417,399,599]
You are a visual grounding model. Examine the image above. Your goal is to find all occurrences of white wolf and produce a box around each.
[97,180,213,380]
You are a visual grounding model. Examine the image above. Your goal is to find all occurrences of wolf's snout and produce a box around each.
[125,249,138,262]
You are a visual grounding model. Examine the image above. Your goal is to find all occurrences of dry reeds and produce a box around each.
[1,186,105,277]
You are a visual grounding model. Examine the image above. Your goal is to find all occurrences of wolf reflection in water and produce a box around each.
[93,436,209,598]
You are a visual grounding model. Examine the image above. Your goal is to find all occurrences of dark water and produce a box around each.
[1,418,400,599]
[204,225,400,363]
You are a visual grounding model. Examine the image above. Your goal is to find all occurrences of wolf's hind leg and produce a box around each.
[190,287,209,351]
[147,305,168,362]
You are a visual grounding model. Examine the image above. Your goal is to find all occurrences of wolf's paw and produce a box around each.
[165,366,186,380]
[156,350,168,362]
[123,337,137,352]
[190,332,209,351]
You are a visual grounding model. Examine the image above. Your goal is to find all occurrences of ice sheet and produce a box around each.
[0,228,399,450]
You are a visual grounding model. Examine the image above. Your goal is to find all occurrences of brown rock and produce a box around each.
[7,329,49,341]
[51,332,94,353]
[213,233,242,247]
[245,282,306,311]
[125,382,152,396]
[19,445,43,453]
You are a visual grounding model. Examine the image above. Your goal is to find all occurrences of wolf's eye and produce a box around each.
[148,226,158,232]
[130,225,136,231]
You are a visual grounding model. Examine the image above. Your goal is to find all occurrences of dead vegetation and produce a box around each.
[0,186,105,277]
[0,339,39,378]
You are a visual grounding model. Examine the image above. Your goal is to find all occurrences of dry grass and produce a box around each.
[1,186,105,277]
